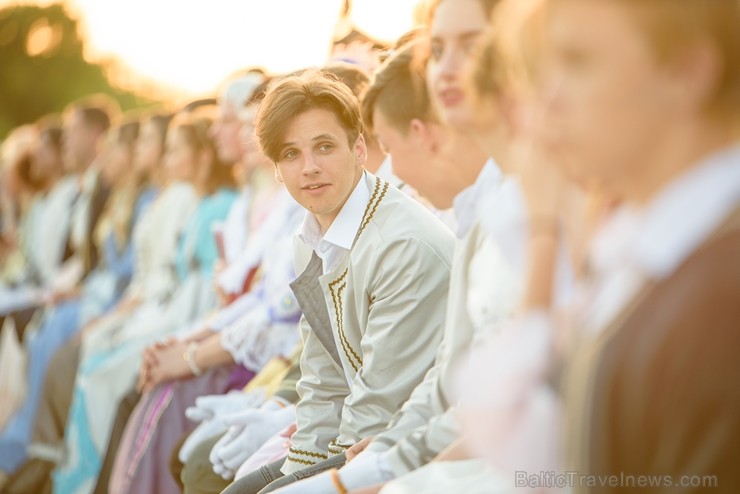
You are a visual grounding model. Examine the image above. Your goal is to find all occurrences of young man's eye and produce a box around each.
[318,143,333,153]
[282,150,298,160]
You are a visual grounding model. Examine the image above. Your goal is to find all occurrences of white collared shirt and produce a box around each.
[299,172,370,274]
[584,143,740,335]
[453,158,502,238]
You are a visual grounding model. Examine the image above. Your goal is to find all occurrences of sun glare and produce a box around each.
[1,0,422,100]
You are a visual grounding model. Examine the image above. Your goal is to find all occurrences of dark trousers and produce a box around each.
[222,453,347,494]
[181,434,231,494]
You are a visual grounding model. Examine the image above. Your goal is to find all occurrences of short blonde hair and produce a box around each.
[635,0,739,122]
[549,0,740,123]
[362,40,438,134]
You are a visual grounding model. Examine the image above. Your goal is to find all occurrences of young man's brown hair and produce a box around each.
[361,41,438,135]
[255,70,364,163]
[65,93,121,133]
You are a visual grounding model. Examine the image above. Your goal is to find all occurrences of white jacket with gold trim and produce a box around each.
[283,173,455,473]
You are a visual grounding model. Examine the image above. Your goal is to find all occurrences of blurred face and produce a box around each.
[427,0,490,129]
[541,0,675,192]
[134,121,164,177]
[100,142,131,186]
[33,133,63,180]
[238,105,272,176]
[275,108,366,232]
[164,127,198,183]
[210,104,243,164]
[1,165,22,199]
[62,110,97,172]
[373,110,446,202]
[372,111,419,184]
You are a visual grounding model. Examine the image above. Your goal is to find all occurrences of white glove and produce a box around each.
[179,390,265,463]
[210,401,296,480]
[185,389,265,422]
[271,450,395,494]
[234,423,295,480]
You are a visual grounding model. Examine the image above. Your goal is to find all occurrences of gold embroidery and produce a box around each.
[286,456,316,466]
[329,269,362,372]
[328,439,353,456]
[289,447,328,460]
[325,177,388,374]
[328,439,352,451]
[358,177,381,234]
[357,178,389,238]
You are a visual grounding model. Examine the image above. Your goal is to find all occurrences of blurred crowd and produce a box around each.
[0,0,739,493]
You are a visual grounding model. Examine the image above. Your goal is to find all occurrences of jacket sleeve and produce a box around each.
[367,224,480,467]
[282,315,349,474]
[335,236,453,454]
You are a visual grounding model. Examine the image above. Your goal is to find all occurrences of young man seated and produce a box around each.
[223,70,456,494]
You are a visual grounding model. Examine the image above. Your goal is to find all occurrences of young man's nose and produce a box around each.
[301,152,321,175]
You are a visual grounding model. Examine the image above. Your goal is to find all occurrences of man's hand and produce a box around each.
[346,437,373,462]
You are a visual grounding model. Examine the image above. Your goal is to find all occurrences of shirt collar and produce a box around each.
[299,171,370,252]
[591,143,740,280]
[452,157,502,238]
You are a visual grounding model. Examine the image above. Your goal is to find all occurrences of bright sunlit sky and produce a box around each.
[2,0,422,99]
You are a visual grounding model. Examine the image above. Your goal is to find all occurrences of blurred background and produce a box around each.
[0,0,422,140]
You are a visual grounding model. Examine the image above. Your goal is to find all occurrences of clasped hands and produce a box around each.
[137,336,193,393]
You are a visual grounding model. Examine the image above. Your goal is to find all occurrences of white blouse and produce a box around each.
[125,182,197,302]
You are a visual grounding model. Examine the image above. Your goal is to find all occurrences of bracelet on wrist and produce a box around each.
[183,342,203,376]
[330,469,348,494]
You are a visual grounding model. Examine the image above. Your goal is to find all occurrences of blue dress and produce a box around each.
[0,188,157,474]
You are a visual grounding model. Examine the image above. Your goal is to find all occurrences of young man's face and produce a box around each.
[62,110,97,173]
[34,133,63,179]
[373,109,448,208]
[372,110,419,186]
[133,120,163,176]
[275,108,366,232]
[540,0,676,194]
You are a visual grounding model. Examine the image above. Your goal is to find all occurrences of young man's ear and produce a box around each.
[669,40,721,118]
[410,118,438,154]
[273,165,284,183]
[354,134,368,166]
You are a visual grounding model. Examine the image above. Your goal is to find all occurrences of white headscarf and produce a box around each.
[220,73,264,111]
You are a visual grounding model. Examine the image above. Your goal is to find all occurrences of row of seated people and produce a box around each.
[1,0,739,493]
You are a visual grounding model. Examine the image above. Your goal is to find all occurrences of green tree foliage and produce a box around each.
[0,3,160,139]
